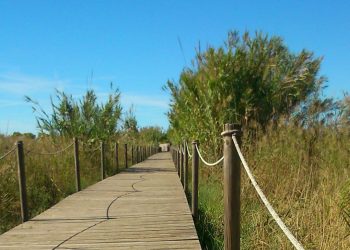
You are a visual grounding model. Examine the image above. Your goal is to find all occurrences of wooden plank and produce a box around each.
[0,152,201,249]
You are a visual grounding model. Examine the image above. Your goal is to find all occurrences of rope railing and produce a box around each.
[0,146,16,161]
[195,144,224,166]
[180,145,186,155]
[232,135,305,250]
[1,138,156,225]
[80,144,102,153]
[171,123,305,249]
[185,141,192,158]
[26,142,75,156]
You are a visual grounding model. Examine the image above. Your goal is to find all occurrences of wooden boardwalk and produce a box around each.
[0,152,201,249]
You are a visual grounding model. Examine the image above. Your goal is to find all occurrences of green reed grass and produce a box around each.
[189,124,350,249]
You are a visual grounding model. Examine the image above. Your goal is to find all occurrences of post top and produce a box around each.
[192,140,199,145]
[221,123,242,137]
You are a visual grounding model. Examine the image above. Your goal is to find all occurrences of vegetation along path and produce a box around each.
[0,152,200,249]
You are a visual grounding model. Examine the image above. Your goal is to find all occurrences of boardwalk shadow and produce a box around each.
[145,158,171,161]
[124,167,176,173]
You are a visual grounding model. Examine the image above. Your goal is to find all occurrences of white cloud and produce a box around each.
[0,71,70,95]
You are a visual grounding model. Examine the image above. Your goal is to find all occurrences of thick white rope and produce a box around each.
[185,141,192,158]
[181,146,186,155]
[195,144,224,166]
[27,142,75,155]
[232,135,305,250]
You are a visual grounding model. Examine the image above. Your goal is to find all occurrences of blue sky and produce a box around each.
[0,0,349,134]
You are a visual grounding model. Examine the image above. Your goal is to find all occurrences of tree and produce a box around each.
[139,126,167,145]
[25,84,122,141]
[166,31,325,155]
[123,106,138,133]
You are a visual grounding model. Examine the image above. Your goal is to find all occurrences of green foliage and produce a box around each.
[138,126,168,145]
[122,106,139,143]
[25,84,122,141]
[192,124,350,249]
[167,30,350,248]
[120,106,168,146]
[11,132,36,139]
[197,175,224,249]
[166,31,325,157]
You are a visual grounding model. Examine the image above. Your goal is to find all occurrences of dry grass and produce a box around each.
[0,135,133,234]
[194,124,350,249]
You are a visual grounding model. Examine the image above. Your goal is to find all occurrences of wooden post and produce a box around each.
[124,144,128,168]
[73,138,81,192]
[100,141,105,180]
[179,147,182,179]
[137,146,140,163]
[192,140,199,221]
[135,146,138,163]
[115,142,119,173]
[177,149,180,177]
[175,149,177,163]
[182,146,185,180]
[221,123,242,250]
[139,146,142,162]
[140,146,142,162]
[16,141,28,222]
[184,141,189,193]
[131,145,134,165]
[174,149,177,167]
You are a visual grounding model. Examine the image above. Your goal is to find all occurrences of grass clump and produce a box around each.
[190,124,350,249]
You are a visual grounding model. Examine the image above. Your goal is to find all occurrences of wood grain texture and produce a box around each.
[0,152,201,250]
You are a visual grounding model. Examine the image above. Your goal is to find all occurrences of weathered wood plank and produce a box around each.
[0,152,201,249]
